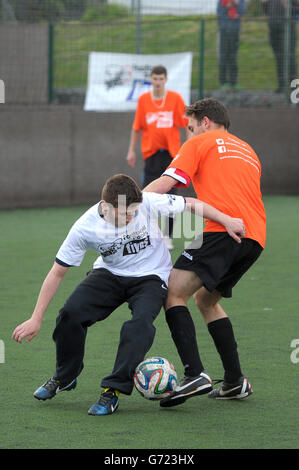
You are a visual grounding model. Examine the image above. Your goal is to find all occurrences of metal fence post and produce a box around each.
[48,23,54,103]
[284,0,291,103]
[136,0,142,54]
[198,19,205,99]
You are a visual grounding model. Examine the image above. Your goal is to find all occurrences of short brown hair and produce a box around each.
[150,65,167,77]
[101,174,143,208]
[185,98,230,130]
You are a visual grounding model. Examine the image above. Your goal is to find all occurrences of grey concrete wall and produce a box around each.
[0,105,298,210]
[0,24,49,104]
[228,108,299,196]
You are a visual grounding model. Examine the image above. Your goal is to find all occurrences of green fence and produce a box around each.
[1,0,299,106]
[52,17,299,102]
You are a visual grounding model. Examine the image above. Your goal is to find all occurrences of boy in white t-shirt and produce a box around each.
[12,174,245,416]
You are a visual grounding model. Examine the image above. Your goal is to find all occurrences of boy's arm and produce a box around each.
[185,197,246,243]
[12,262,69,344]
[126,128,140,168]
[143,175,176,193]
[143,177,246,242]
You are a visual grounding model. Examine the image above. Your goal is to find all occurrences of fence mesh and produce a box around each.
[1,1,219,21]
[0,0,298,107]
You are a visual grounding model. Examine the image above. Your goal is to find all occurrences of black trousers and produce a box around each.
[269,21,297,89]
[52,268,168,395]
[219,29,240,86]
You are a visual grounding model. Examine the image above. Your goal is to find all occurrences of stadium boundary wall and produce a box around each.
[0,105,298,209]
[0,24,49,104]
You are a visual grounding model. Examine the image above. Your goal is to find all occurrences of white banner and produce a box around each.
[84,52,193,112]
[108,1,217,16]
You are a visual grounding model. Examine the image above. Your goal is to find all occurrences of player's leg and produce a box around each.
[193,287,243,385]
[34,269,124,401]
[165,233,239,379]
[193,287,226,324]
[165,268,206,376]
[159,268,213,408]
[166,267,203,308]
[52,269,124,384]
[89,276,167,415]
[193,237,263,400]
[160,234,260,407]
[101,275,168,395]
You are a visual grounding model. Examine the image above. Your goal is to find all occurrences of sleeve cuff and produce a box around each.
[55,257,72,267]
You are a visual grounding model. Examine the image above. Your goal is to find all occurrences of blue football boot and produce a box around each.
[88,389,119,416]
[34,377,77,400]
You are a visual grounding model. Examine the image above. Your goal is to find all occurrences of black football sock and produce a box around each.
[165,306,204,377]
[207,317,243,384]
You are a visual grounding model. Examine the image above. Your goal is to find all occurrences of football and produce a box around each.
[134,356,178,400]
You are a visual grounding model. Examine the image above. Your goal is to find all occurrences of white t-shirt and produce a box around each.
[55,192,185,285]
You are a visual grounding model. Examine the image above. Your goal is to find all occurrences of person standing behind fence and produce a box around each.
[261,0,299,93]
[126,65,189,250]
[217,0,246,91]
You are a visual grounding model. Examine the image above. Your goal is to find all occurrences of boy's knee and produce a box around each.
[121,315,155,339]
[193,290,218,317]
[193,291,207,314]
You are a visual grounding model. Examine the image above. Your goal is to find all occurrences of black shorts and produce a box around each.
[173,232,263,298]
[142,149,177,196]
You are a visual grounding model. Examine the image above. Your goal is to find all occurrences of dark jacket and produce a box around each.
[217,0,246,30]
[262,0,299,21]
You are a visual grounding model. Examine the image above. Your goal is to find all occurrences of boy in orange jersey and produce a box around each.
[126,65,188,249]
[144,98,266,407]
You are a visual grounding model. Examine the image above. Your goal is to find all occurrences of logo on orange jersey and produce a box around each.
[146,111,173,128]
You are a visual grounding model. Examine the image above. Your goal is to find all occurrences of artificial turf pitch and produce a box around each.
[1,195,299,450]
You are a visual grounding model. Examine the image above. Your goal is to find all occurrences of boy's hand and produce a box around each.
[12,317,41,344]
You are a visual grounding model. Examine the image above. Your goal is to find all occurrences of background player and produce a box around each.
[126,64,189,249]
[144,98,266,407]
[12,173,245,416]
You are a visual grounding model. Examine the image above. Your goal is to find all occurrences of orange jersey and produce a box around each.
[133,90,188,160]
[164,129,266,248]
